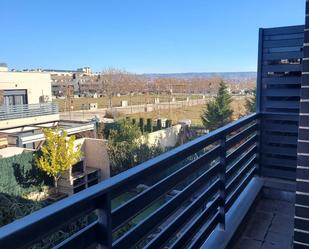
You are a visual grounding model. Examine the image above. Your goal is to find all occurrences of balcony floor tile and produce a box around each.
[231,198,294,249]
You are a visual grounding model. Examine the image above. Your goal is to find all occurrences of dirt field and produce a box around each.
[54,94,203,112]
[119,96,248,126]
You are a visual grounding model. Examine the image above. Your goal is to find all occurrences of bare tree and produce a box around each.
[99,68,146,108]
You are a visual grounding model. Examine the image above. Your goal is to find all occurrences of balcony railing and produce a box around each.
[0,102,59,121]
[0,113,260,249]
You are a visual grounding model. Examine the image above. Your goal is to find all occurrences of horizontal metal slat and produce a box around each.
[262,124,298,135]
[263,64,302,73]
[225,167,255,212]
[186,212,220,249]
[263,134,297,145]
[226,156,256,196]
[264,101,299,110]
[295,230,309,245]
[144,180,219,249]
[262,76,302,85]
[264,38,303,48]
[226,123,257,149]
[262,145,297,157]
[263,25,304,36]
[263,51,303,60]
[262,168,296,180]
[262,112,299,121]
[264,88,300,97]
[226,134,257,163]
[112,164,219,249]
[169,197,219,249]
[262,157,296,169]
[112,145,220,229]
[53,221,99,249]
[0,197,98,249]
[226,146,257,180]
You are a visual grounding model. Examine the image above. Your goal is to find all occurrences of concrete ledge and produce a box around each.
[0,114,60,130]
[201,177,264,249]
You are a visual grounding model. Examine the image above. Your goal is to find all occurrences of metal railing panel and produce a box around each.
[54,221,100,249]
[226,145,257,180]
[226,156,257,196]
[0,113,260,249]
[144,180,220,249]
[225,164,256,212]
[169,197,220,249]
[0,102,59,121]
[112,164,219,249]
[112,145,220,229]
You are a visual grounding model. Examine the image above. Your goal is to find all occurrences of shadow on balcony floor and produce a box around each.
[231,198,294,249]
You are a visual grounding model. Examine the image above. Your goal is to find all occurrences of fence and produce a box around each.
[257,25,303,180]
[0,113,259,249]
[0,103,59,121]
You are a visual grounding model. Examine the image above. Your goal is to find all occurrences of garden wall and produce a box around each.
[142,124,182,149]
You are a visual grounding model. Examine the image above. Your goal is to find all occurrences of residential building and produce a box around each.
[0,64,96,149]
[0,65,59,130]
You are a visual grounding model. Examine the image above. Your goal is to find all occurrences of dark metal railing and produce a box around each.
[0,102,59,121]
[0,113,260,249]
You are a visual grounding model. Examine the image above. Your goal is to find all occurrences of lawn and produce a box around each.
[112,192,165,225]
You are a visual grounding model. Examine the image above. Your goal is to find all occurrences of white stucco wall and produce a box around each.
[0,71,52,104]
[75,138,110,180]
[142,124,182,149]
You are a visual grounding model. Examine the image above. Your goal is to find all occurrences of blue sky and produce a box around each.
[0,0,305,73]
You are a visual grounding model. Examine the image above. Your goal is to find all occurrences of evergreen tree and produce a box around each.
[201,81,233,131]
[245,89,256,114]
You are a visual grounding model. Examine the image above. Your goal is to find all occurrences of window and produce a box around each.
[3,90,28,106]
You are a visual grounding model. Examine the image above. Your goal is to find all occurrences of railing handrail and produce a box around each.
[0,102,59,121]
[0,112,259,248]
[0,102,57,109]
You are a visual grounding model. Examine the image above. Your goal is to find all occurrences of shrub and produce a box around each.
[0,193,45,227]
[0,153,52,196]
[146,118,153,132]
[139,118,145,133]
[107,120,163,175]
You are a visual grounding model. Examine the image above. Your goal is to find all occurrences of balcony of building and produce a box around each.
[1,17,309,249]
[0,112,297,249]
[0,102,60,130]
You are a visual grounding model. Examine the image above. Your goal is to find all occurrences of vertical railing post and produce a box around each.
[96,193,112,249]
[256,115,262,177]
[219,134,226,231]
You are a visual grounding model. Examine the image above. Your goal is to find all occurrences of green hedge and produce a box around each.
[0,193,45,227]
[0,153,52,196]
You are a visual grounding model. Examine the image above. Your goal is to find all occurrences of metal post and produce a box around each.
[256,116,262,177]
[96,193,112,249]
[219,135,226,231]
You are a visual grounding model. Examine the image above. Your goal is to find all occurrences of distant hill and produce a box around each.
[143,72,256,81]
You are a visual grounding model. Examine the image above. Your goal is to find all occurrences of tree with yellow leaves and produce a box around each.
[36,128,82,194]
